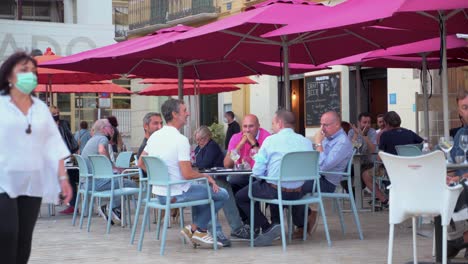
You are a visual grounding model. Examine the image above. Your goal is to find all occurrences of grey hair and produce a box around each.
[92,119,110,134]
[194,126,212,139]
[275,109,295,127]
[143,112,162,125]
[161,98,184,123]
[323,110,342,123]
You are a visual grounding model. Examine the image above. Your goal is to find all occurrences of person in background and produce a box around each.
[81,119,137,224]
[378,111,423,155]
[50,105,79,215]
[107,116,123,153]
[137,112,163,158]
[74,121,91,154]
[341,121,351,134]
[450,115,465,138]
[0,51,72,264]
[139,98,228,248]
[194,126,224,169]
[376,114,385,134]
[224,111,240,149]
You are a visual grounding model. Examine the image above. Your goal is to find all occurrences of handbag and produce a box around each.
[59,123,79,154]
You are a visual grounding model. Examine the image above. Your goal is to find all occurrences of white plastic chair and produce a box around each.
[379,151,462,264]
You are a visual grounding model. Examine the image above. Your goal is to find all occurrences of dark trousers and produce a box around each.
[229,175,251,222]
[293,177,337,228]
[68,168,79,206]
[0,193,42,264]
[235,180,303,230]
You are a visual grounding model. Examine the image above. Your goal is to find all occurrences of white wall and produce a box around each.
[76,0,113,25]
[387,68,420,131]
[0,19,114,60]
[249,75,278,133]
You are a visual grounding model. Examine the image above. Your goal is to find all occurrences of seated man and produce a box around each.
[235,109,313,246]
[224,115,270,223]
[139,98,228,248]
[137,112,163,158]
[80,119,137,224]
[193,126,224,169]
[378,111,423,155]
[348,113,380,204]
[295,111,354,237]
[447,90,468,259]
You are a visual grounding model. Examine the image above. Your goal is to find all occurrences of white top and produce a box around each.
[0,95,69,203]
[144,125,191,196]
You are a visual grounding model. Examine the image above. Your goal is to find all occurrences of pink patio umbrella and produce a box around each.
[41,1,435,110]
[137,83,240,96]
[34,82,132,94]
[140,76,256,85]
[39,24,322,101]
[264,0,468,138]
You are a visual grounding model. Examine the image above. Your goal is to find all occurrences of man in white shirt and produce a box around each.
[139,98,228,248]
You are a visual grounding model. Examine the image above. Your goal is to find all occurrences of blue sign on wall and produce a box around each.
[226,2,232,10]
[389,93,397,105]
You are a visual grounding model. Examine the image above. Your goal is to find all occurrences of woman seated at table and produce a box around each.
[193,126,224,169]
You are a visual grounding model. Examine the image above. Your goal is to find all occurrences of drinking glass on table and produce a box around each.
[230,149,241,169]
[353,137,363,154]
[459,134,468,164]
[439,136,454,162]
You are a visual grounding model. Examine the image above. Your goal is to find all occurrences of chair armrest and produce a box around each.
[117,172,139,178]
[167,178,209,186]
[319,170,347,176]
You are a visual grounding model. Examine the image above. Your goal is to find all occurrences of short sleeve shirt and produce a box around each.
[80,133,109,173]
[379,127,423,155]
[144,126,191,196]
[228,128,270,168]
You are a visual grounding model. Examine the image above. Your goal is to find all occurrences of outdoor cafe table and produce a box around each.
[353,153,377,210]
[198,168,253,177]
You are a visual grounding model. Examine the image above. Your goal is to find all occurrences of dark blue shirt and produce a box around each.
[195,139,224,169]
[379,127,423,155]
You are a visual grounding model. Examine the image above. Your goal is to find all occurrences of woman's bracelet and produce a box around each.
[59,175,69,182]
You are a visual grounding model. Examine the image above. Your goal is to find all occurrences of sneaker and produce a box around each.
[180,225,194,243]
[59,206,75,215]
[217,232,232,247]
[254,224,281,247]
[230,225,251,241]
[111,207,122,224]
[191,230,223,248]
[98,205,114,225]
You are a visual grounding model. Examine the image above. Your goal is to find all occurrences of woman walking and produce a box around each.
[0,51,72,264]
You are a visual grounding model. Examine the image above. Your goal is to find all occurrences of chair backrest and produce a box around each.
[395,144,423,156]
[279,151,320,181]
[379,150,460,223]
[342,148,356,178]
[88,155,114,179]
[141,156,170,186]
[74,154,90,176]
[115,151,133,168]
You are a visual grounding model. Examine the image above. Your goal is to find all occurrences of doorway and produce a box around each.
[368,78,388,123]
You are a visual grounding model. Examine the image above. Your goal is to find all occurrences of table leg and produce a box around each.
[434,216,442,262]
[353,157,363,209]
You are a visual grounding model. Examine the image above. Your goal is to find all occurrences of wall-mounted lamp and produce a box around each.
[292,91,297,101]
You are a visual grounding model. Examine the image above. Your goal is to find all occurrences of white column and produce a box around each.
[63,0,74,24]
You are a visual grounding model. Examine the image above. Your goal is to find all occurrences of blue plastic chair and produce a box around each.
[137,156,218,255]
[395,144,423,157]
[321,149,364,240]
[129,168,155,244]
[115,151,134,168]
[248,151,331,251]
[86,155,139,234]
[72,154,93,229]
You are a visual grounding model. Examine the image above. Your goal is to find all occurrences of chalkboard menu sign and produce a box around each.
[304,73,341,127]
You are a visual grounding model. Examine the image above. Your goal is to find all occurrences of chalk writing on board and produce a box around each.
[305,73,341,127]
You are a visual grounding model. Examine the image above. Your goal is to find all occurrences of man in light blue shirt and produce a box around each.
[235,109,313,247]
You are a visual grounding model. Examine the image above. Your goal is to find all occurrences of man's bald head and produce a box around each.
[242,114,260,136]
[320,111,342,138]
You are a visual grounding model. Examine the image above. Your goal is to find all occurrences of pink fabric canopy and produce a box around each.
[35,82,132,94]
[138,83,240,96]
[140,77,256,85]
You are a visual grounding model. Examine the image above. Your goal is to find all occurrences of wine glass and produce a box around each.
[459,135,468,163]
[250,148,258,161]
[230,149,241,168]
[353,138,363,154]
[439,136,454,162]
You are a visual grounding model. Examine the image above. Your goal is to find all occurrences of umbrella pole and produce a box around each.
[178,65,184,100]
[356,64,362,115]
[421,54,430,140]
[440,14,449,138]
[283,44,291,110]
